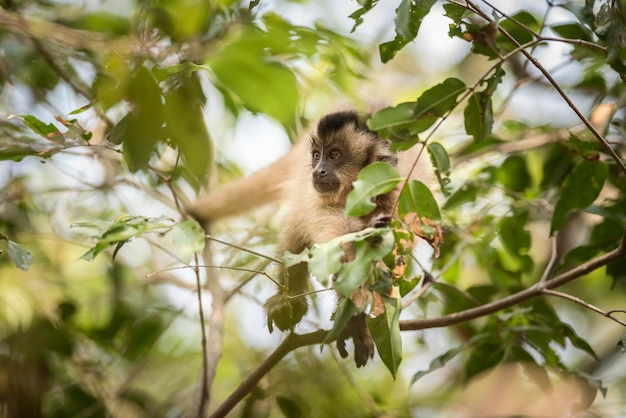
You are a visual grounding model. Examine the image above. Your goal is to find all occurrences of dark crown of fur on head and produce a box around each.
[316,111,375,142]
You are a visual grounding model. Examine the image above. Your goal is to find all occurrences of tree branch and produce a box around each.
[0,7,131,53]
[208,331,328,418]
[541,289,626,328]
[467,0,626,175]
[211,223,626,415]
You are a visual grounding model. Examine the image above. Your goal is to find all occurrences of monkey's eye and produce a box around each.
[312,151,321,161]
[329,150,341,160]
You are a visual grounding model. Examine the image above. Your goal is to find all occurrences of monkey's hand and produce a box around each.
[264,293,308,333]
[336,313,375,368]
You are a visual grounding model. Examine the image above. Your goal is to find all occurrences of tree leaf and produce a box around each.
[464,91,491,143]
[497,155,531,192]
[464,68,504,143]
[163,74,212,190]
[427,142,451,196]
[368,102,416,131]
[559,322,598,360]
[324,298,360,346]
[551,160,609,233]
[307,241,345,287]
[170,220,206,264]
[618,334,626,353]
[334,229,395,297]
[125,315,165,360]
[379,0,437,63]
[80,215,174,261]
[7,240,32,271]
[414,77,466,119]
[397,180,441,221]
[207,26,299,128]
[551,22,593,41]
[9,114,64,143]
[367,295,402,378]
[411,333,490,385]
[345,162,402,217]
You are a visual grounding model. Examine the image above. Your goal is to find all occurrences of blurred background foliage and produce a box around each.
[0,0,625,417]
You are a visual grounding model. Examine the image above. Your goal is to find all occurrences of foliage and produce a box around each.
[1,0,626,417]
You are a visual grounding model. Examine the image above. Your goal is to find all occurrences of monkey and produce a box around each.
[188,110,433,367]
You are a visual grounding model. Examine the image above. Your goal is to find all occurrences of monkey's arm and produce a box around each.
[187,140,307,224]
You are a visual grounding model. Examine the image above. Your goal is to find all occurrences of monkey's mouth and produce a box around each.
[314,181,339,193]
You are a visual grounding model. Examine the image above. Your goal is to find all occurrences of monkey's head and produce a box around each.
[309,111,397,205]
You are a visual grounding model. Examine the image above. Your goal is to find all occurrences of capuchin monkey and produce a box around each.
[188,111,433,367]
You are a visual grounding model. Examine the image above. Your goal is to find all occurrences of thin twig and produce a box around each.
[187,253,211,418]
[225,258,273,301]
[207,235,282,264]
[146,264,280,288]
[539,232,560,283]
[400,221,626,330]
[541,289,626,327]
[468,0,626,175]
[401,279,435,309]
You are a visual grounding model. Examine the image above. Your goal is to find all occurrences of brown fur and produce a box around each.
[188,111,433,365]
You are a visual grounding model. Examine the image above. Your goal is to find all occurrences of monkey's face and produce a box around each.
[311,145,343,194]
[310,112,397,205]
[310,125,366,201]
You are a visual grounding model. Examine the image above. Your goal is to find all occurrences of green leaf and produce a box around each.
[560,322,598,360]
[443,182,479,209]
[551,22,593,41]
[307,242,345,287]
[397,180,441,221]
[498,213,533,273]
[411,333,490,385]
[618,334,626,353]
[551,160,609,233]
[170,220,206,264]
[464,68,504,143]
[80,215,174,261]
[414,77,466,119]
[120,66,167,170]
[163,74,212,189]
[497,11,539,51]
[443,3,470,22]
[427,142,451,196]
[9,114,64,143]
[565,133,603,158]
[367,295,402,378]
[497,155,531,192]
[125,315,165,360]
[369,79,465,148]
[368,102,416,131]
[464,336,506,381]
[62,12,130,35]
[379,0,437,63]
[345,162,402,217]
[207,26,299,128]
[334,229,395,296]
[608,259,626,287]
[6,240,32,271]
[151,62,207,82]
[276,395,309,417]
[324,298,360,345]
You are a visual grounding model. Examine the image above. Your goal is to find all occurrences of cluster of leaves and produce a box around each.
[272,0,626,412]
[285,163,441,377]
[1,0,626,416]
